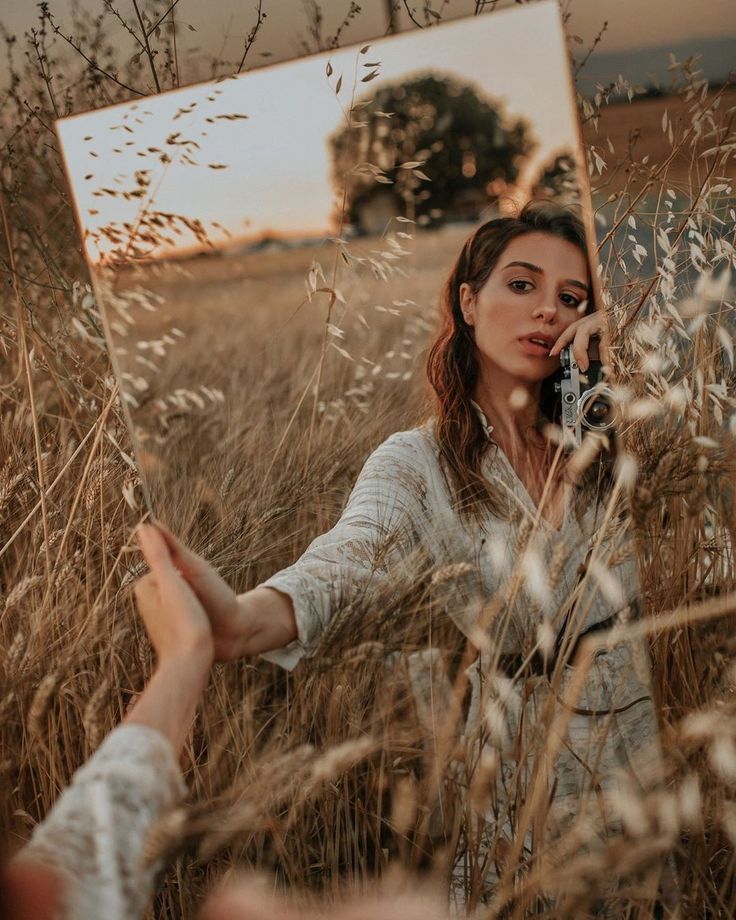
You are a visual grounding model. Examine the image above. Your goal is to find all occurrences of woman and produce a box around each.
[158,202,660,902]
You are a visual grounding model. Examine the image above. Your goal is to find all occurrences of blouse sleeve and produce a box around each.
[13,723,186,920]
[258,430,433,670]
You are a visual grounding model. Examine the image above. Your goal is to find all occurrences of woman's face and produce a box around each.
[459,231,590,389]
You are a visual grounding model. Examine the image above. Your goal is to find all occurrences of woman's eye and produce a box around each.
[509,279,533,292]
[559,292,581,308]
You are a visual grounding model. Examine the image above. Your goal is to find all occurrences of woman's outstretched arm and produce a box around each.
[157,429,434,668]
[9,525,215,920]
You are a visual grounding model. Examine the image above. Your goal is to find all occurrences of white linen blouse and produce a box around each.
[13,724,185,920]
[261,413,638,668]
[258,412,660,837]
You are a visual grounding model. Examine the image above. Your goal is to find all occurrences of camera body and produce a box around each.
[554,339,617,449]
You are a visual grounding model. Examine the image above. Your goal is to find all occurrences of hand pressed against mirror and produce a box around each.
[56,1,669,911]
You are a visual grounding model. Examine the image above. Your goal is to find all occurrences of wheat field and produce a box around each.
[2,3,736,918]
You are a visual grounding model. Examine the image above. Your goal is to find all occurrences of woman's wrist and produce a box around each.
[156,637,214,683]
[234,588,298,657]
[232,592,256,659]
[125,647,213,755]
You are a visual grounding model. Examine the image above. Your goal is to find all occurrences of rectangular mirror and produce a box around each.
[56,0,598,531]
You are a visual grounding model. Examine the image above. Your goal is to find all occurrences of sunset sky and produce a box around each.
[3,0,734,80]
[56,2,581,263]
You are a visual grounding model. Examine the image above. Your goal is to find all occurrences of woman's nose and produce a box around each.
[532,298,557,322]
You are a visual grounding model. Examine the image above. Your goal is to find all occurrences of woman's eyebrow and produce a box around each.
[503,260,541,273]
[503,261,589,293]
[564,278,590,293]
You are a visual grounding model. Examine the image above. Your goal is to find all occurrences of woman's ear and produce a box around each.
[459,282,475,326]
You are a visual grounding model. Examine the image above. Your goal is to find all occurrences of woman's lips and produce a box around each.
[518,336,553,357]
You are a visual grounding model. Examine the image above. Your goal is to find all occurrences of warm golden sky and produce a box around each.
[3,0,734,86]
[57,2,581,263]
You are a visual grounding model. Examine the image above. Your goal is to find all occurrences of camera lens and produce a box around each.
[579,387,617,431]
[587,398,611,424]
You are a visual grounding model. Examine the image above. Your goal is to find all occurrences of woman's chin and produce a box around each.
[513,365,557,384]
[478,356,556,388]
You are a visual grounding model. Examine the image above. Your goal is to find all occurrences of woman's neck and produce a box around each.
[472,374,543,449]
[473,380,563,511]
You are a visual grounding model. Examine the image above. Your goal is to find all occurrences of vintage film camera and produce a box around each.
[554,339,618,449]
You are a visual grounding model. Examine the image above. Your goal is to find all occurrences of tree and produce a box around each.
[329,73,535,232]
[529,151,581,205]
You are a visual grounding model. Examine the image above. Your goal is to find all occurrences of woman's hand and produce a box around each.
[127,524,215,753]
[134,524,214,669]
[548,311,609,372]
[199,876,446,920]
[150,523,248,662]
[149,523,298,661]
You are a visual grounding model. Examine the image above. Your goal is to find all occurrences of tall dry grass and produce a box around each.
[1,3,736,917]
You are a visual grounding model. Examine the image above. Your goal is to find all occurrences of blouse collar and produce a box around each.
[470,399,495,441]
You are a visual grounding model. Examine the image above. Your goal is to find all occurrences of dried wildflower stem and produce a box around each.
[306,287,338,463]
[619,125,730,333]
[168,4,180,87]
[402,1,425,29]
[528,439,567,534]
[131,0,161,92]
[102,0,147,52]
[28,671,59,739]
[0,417,99,562]
[82,527,142,643]
[145,0,184,40]
[0,189,52,588]
[572,20,608,78]
[306,56,361,462]
[50,385,120,577]
[45,8,144,97]
[264,360,322,483]
[611,85,733,260]
[553,480,627,667]
[236,0,266,73]
[28,27,59,119]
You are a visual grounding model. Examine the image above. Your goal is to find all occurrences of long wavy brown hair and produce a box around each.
[425,200,606,523]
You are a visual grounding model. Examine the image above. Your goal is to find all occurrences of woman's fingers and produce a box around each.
[198,876,300,920]
[549,314,608,373]
[548,323,576,356]
[132,535,214,665]
[154,522,201,573]
[200,889,299,920]
[133,571,157,606]
[135,526,205,614]
[136,523,237,655]
[571,327,592,372]
[136,524,176,574]
[153,522,219,593]
[150,524,237,624]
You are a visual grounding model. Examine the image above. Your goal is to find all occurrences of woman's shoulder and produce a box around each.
[369,422,439,468]
[352,424,442,496]
[349,424,445,517]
